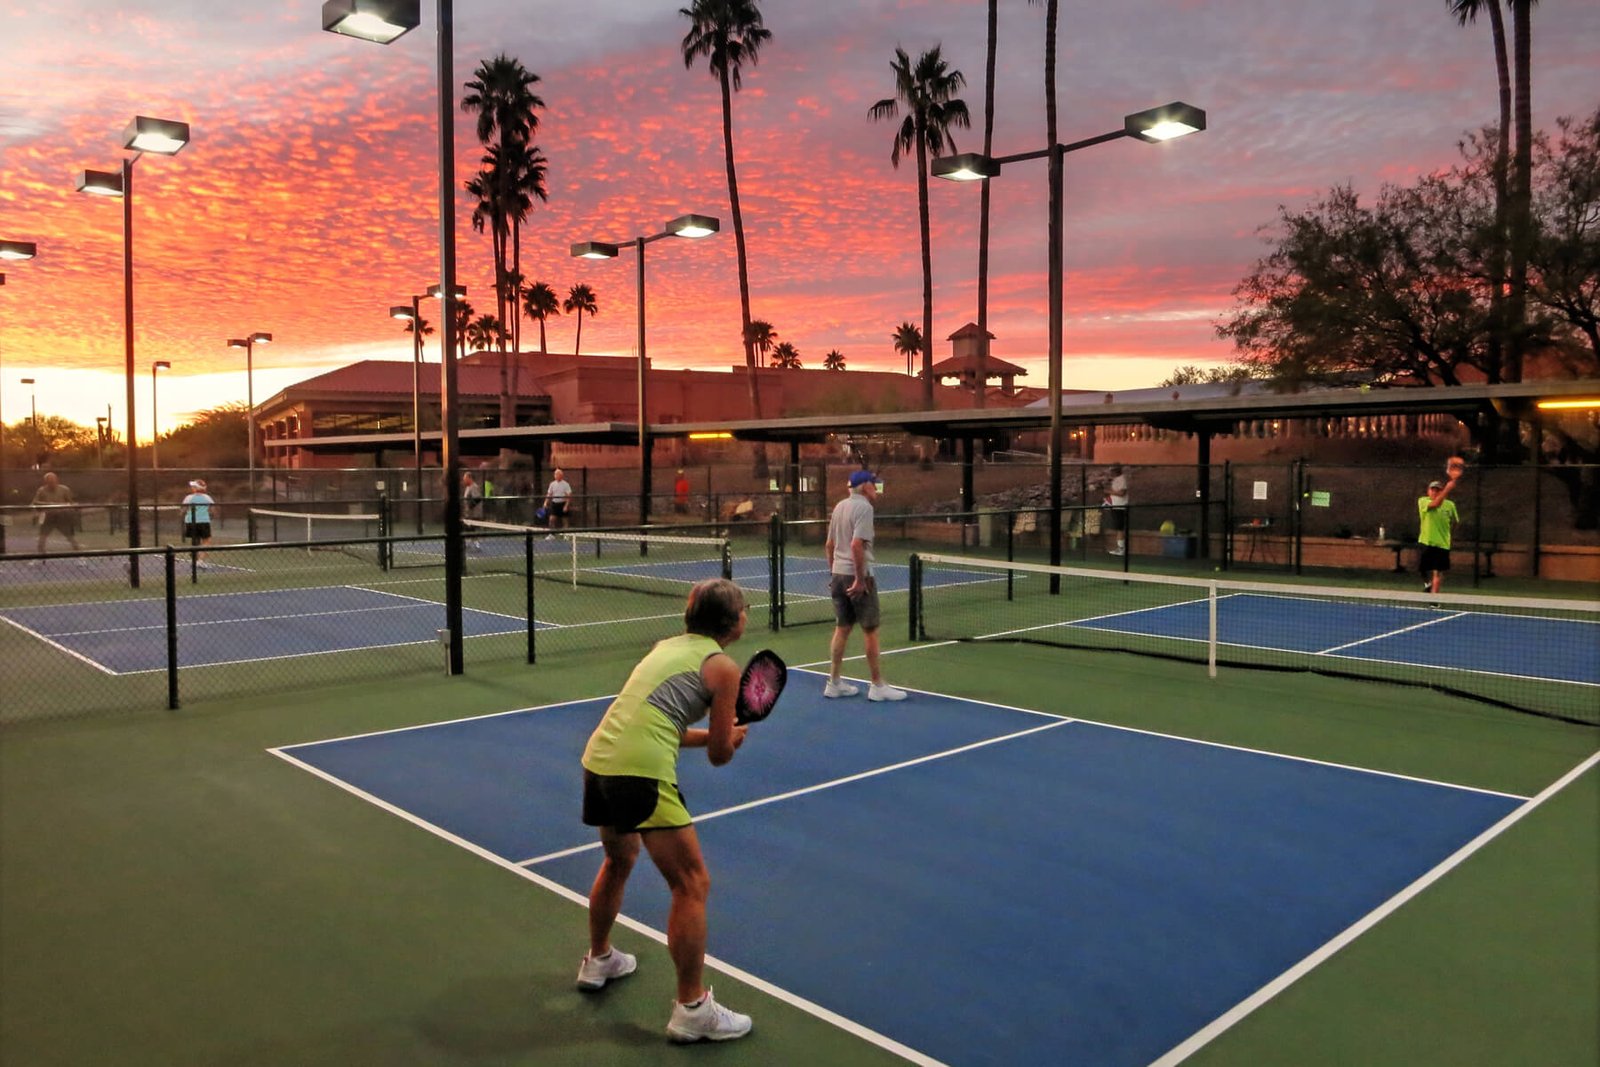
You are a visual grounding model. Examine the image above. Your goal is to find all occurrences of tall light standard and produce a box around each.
[0,240,38,526]
[391,284,466,533]
[76,115,192,586]
[324,0,464,673]
[933,101,1205,587]
[391,297,427,532]
[20,377,37,434]
[572,213,720,528]
[150,361,171,469]
[227,332,271,501]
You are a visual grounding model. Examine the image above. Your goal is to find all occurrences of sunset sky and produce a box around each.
[1,0,1597,439]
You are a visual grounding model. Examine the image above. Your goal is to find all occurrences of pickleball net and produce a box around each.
[247,507,388,566]
[910,552,1600,726]
[446,520,734,597]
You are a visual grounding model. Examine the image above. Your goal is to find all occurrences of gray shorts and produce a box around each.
[830,573,881,630]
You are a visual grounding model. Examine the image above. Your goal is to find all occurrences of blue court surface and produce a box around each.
[274,673,1522,1067]
[0,586,528,673]
[1070,591,1600,686]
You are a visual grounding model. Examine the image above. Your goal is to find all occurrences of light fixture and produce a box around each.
[0,240,37,261]
[1124,101,1206,143]
[570,240,620,260]
[390,305,416,320]
[76,170,124,197]
[1536,399,1600,411]
[666,214,719,239]
[320,0,420,43]
[426,283,466,299]
[687,432,733,441]
[122,116,192,156]
[930,153,1000,182]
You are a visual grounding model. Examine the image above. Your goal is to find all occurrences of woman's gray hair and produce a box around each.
[684,578,746,639]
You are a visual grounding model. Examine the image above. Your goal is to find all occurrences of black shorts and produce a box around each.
[184,522,212,541]
[830,573,881,630]
[581,770,689,831]
[548,500,569,518]
[1419,545,1451,573]
[1103,507,1127,532]
[40,514,77,536]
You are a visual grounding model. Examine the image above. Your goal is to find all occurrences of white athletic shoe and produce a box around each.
[867,683,907,702]
[823,678,860,698]
[575,948,637,990]
[667,988,752,1043]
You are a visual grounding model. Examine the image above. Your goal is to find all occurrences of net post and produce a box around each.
[165,548,180,710]
[720,539,732,581]
[525,531,536,665]
[768,513,782,631]
[1006,510,1015,601]
[1207,579,1218,679]
[915,550,928,643]
[378,492,391,571]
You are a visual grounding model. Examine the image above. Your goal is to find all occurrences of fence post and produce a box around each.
[165,548,179,710]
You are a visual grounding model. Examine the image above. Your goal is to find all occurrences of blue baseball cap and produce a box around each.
[848,470,878,489]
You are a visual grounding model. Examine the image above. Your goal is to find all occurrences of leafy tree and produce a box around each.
[522,281,561,354]
[1158,366,1262,388]
[823,348,846,371]
[771,341,801,368]
[157,405,248,469]
[680,0,771,423]
[1529,109,1600,358]
[563,284,598,356]
[870,45,969,408]
[892,321,923,376]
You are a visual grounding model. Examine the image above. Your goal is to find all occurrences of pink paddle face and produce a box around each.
[736,651,787,723]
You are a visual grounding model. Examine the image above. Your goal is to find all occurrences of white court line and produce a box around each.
[518,718,1073,866]
[265,743,951,1067]
[1148,748,1600,1067]
[0,614,120,676]
[1317,611,1466,655]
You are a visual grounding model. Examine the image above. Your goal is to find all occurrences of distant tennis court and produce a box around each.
[274,672,1527,1067]
[0,586,530,674]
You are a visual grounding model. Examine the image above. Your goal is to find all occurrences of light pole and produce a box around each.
[150,361,171,469]
[227,332,270,501]
[76,115,192,586]
[391,297,426,533]
[324,0,464,673]
[96,416,109,467]
[0,240,38,527]
[933,101,1205,587]
[572,213,720,528]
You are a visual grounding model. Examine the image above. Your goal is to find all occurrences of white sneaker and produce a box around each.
[867,683,907,702]
[575,948,637,990]
[823,679,860,698]
[667,987,751,1043]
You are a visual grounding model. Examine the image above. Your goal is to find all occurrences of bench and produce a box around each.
[1385,525,1506,577]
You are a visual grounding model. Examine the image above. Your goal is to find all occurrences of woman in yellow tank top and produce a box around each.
[574,578,756,1043]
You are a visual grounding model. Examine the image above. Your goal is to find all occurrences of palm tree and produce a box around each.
[461,54,547,432]
[680,0,772,425]
[402,314,435,345]
[892,321,923,377]
[450,299,475,361]
[745,319,777,366]
[1449,0,1512,384]
[1506,0,1539,385]
[522,282,560,354]
[465,314,506,355]
[870,46,970,408]
[771,340,801,369]
[564,283,598,356]
[972,0,999,409]
[823,349,845,371]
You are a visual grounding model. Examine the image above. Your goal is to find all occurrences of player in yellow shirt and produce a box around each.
[575,577,754,1043]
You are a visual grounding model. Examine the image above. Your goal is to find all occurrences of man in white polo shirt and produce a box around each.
[822,470,906,702]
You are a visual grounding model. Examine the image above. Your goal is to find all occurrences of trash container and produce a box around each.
[976,508,997,548]
[1160,534,1196,559]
